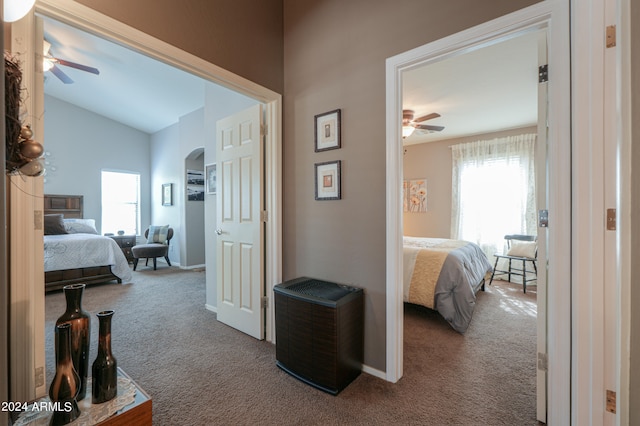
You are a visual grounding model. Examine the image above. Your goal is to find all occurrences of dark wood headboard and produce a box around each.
[44,194,84,219]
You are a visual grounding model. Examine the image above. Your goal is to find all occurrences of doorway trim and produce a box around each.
[385,1,570,423]
[35,0,283,342]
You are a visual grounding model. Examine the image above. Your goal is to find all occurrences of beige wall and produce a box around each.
[75,0,284,94]
[403,127,537,239]
[283,0,540,370]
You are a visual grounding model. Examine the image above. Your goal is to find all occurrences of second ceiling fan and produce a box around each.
[402,109,444,138]
[43,40,100,84]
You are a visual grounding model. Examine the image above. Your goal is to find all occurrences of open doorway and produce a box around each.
[7,0,283,400]
[400,29,544,422]
[386,4,572,422]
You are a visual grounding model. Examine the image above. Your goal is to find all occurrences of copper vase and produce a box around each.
[92,310,118,404]
[56,283,91,400]
[49,323,81,425]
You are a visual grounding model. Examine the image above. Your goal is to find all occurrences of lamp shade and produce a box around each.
[4,0,36,22]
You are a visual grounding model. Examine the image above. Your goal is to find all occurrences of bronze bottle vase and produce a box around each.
[92,310,118,404]
[56,283,91,401]
[49,323,81,425]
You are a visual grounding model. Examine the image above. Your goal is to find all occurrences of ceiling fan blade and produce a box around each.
[414,112,441,122]
[50,65,74,84]
[56,58,100,75]
[416,124,445,132]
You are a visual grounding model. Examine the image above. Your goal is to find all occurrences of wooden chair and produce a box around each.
[489,234,537,293]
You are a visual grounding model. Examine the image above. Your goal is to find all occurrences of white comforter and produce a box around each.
[44,233,133,283]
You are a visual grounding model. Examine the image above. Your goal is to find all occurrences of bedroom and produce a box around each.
[400,28,543,416]
[40,15,258,304]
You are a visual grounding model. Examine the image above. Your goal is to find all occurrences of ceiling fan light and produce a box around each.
[3,0,36,23]
[42,59,54,72]
[402,125,415,138]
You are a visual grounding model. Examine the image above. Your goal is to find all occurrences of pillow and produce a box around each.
[64,218,98,235]
[507,241,537,259]
[44,214,67,235]
[147,225,170,244]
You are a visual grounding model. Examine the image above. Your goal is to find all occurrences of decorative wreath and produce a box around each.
[5,52,44,175]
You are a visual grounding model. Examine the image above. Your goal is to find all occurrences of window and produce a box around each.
[451,134,537,260]
[101,171,140,235]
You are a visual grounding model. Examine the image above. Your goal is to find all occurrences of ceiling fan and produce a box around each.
[402,109,444,138]
[43,40,100,84]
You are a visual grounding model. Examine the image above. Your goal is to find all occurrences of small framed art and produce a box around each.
[314,109,341,152]
[162,183,173,206]
[315,160,341,200]
[206,163,217,194]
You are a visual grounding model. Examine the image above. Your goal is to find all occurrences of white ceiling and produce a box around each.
[402,31,540,145]
[42,16,207,134]
[42,17,539,140]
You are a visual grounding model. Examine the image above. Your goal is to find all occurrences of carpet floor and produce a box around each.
[44,268,539,425]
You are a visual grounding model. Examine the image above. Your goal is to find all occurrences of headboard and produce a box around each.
[44,194,84,219]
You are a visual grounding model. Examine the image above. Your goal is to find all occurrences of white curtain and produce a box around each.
[450,134,537,261]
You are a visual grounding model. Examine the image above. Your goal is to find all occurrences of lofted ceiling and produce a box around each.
[42,16,207,134]
[402,30,540,145]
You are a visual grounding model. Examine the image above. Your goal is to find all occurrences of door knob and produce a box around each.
[215,228,223,235]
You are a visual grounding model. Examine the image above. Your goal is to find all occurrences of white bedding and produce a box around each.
[44,233,133,283]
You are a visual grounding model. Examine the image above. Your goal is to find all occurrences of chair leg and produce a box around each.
[153,257,157,270]
[133,258,139,271]
[165,255,171,266]
[145,258,149,266]
[522,259,527,293]
[489,257,499,285]
[508,258,512,282]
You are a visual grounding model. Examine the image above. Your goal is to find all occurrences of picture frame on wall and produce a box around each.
[314,109,341,152]
[315,160,341,200]
[206,163,217,194]
[162,183,173,206]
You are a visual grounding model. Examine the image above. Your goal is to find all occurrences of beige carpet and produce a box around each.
[45,269,539,425]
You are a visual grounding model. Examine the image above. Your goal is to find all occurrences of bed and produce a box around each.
[43,194,132,292]
[403,236,493,333]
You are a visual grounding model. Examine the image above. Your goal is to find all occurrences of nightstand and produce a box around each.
[109,235,137,263]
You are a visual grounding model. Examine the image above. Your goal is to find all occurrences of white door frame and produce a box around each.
[34,0,283,343]
[385,1,571,423]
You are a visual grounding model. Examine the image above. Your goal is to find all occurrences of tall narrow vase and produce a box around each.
[49,323,81,425]
[92,310,118,404]
[56,283,90,401]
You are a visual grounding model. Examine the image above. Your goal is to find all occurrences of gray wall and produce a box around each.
[150,123,182,265]
[43,95,151,233]
[75,0,284,94]
[72,0,542,371]
[282,0,540,370]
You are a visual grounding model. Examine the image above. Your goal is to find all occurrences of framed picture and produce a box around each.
[404,178,427,212]
[315,160,341,200]
[187,185,205,201]
[314,109,341,152]
[162,183,173,206]
[206,163,217,194]
[186,169,205,185]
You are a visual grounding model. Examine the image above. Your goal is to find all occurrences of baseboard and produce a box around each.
[361,364,386,380]
[205,304,217,313]
[180,264,205,270]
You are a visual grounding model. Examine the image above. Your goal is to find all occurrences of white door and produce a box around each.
[216,104,264,339]
[535,30,549,423]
